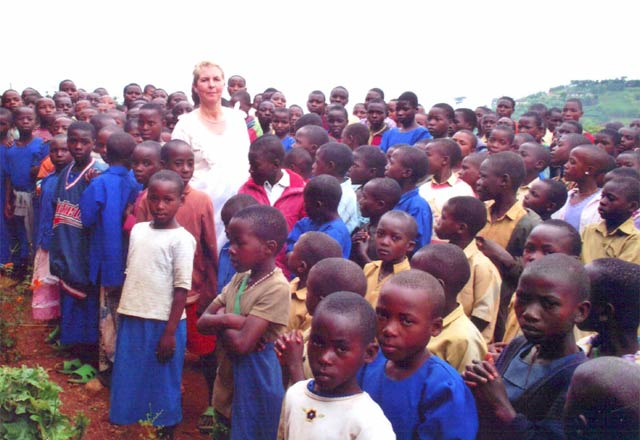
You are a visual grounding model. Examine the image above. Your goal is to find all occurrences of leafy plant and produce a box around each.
[0,365,88,440]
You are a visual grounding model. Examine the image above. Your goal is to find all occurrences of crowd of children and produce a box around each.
[1,76,639,440]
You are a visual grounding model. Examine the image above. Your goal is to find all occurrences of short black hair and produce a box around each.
[539,179,569,212]
[498,96,516,108]
[343,123,370,146]
[385,270,445,318]
[316,142,354,176]
[432,138,463,167]
[149,169,184,195]
[606,167,640,181]
[364,177,402,207]
[561,133,592,149]
[0,107,13,122]
[445,196,487,236]
[68,121,96,140]
[326,104,348,120]
[160,139,192,163]
[354,146,387,177]
[368,87,385,100]
[123,82,141,95]
[304,174,342,211]
[565,98,583,111]
[294,113,324,132]
[520,142,551,166]
[521,253,590,302]
[562,120,583,134]
[314,291,377,344]
[536,219,582,256]
[89,114,117,132]
[308,90,326,100]
[250,134,285,163]
[231,90,251,107]
[297,124,329,146]
[521,111,546,130]
[221,194,259,225]
[395,146,429,183]
[606,177,640,204]
[139,103,164,118]
[233,205,289,249]
[379,210,417,241]
[294,231,343,267]
[284,148,313,176]
[432,103,455,121]
[106,132,136,163]
[308,257,367,298]
[527,103,548,114]
[455,108,477,129]
[485,151,526,189]
[411,243,471,296]
[490,126,515,144]
[397,91,418,108]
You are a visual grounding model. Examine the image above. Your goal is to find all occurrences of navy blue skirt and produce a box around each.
[109,315,186,427]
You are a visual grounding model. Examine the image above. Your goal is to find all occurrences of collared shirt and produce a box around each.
[287,277,311,332]
[479,200,528,250]
[581,217,640,264]
[419,173,475,236]
[459,241,501,343]
[264,170,290,206]
[427,304,488,373]
[363,258,411,307]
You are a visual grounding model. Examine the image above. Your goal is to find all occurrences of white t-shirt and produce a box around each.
[172,107,251,251]
[339,178,360,233]
[278,379,395,440]
[118,222,196,321]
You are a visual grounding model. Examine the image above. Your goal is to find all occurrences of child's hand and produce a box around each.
[85,168,100,182]
[487,342,508,357]
[274,331,304,366]
[352,228,369,244]
[463,359,516,422]
[156,333,176,364]
[476,236,515,269]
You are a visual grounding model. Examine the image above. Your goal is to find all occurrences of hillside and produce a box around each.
[508,78,640,132]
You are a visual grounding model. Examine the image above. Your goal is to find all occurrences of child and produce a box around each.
[312,142,358,233]
[426,103,454,139]
[463,254,590,440]
[352,102,367,120]
[359,270,478,439]
[326,104,349,141]
[578,258,640,360]
[618,126,639,155]
[516,142,550,201]
[286,231,342,332]
[564,357,640,440]
[80,132,139,384]
[131,141,163,223]
[50,122,108,351]
[517,112,546,144]
[616,150,640,171]
[349,145,387,190]
[452,129,478,158]
[581,177,640,264]
[522,178,568,220]
[230,90,260,140]
[34,97,55,141]
[286,175,351,258]
[239,135,306,231]
[549,133,591,181]
[110,170,195,438]
[496,96,515,119]
[272,108,294,152]
[51,115,73,136]
[487,126,515,154]
[365,99,390,146]
[459,151,488,192]
[257,100,275,135]
[197,205,290,439]
[552,145,611,233]
[288,105,303,135]
[278,292,395,439]
[363,210,416,306]
[385,145,433,249]
[306,90,326,118]
[411,243,488,372]
[138,103,164,142]
[341,123,370,151]
[418,138,474,231]
[284,147,313,181]
[31,135,71,322]
[379,92,432,152]
[435,196,501,343]
[293,124,329,159]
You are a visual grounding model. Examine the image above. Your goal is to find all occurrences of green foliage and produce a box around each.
[0,366,88,440]
[0,265,30,362]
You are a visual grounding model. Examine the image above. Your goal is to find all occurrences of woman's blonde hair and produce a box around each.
[192,61,225,86]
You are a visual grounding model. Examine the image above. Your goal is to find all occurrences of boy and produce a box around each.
[426,103,455,139]
[412,243,488,373]
[272,108,294,152]
[359,270,478,439]
[522,179,568,220]
[341,123,370,151]
[312,142,358,233]
[463,254,590,440]
[278,292,395,439]
[239,135,306,231]
[459,151,488,193]
[516,142,550,201]
[363,210,416,306]
[326,104,349,141]
[452,129,478,158]
[365,99,390,146]
[487,126,515,154]
[351,178,402,267]
[293,124,329,159]
[435,196,501,343]
[131,141,163,224]
[197,205,291,439]
[349,145,387,190]
[618,126,639,155]
[581,177,640,264]
[549,133,591,181]
[385,145,433,249]
[517,112,546,144]
[110,170,196,439]
[80,132,139,385]
[287,231,342,332]
[284,147,313,181]
[138,103,164,142]
[418,138,474,231]
[286,175,351,259]
[379,92,432,152]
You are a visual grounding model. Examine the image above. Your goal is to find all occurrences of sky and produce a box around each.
[3,0,639,111]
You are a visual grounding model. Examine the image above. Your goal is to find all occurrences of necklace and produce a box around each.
[247,268,278,289]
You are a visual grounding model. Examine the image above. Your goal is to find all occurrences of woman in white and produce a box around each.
[172,61,250,250]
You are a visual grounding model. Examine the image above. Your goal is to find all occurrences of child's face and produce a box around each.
[55,97,73,116]
[0,115,11,136]
[481,114,497,134]
[414,113,427,128]
[308,310,372,396]
[555,122,580,143]
[2,91,23,109]
[125,121,143,144]
[496,99,514,118]
[434,204,460,240]
[173,101,193,116]
[67,128,95,165]
[487,129,513,154]
[426,107,450,138]
[496,117,515,131]
[366,102,386,129]
[294,130,315,157]
[36,99,56,122]
[138,109,163,141]
[458,156,480,188]
[257,101,275,124]
[475,161,502,201]
[226,218,269,273]
[270,92,286,109]
[287,239,306,277]
[375,216,415,264]
[74,100,90,115]
[395,100,415,128]
[226,76,246,97]
[288,107,303,130]
[522,225,575,266]
[425,143,446,176]
[514,272,582,347]
[327,109,348,139]
[249,150,279,185]
[594,133,617,156]
[384,150,407,182]
[452,131,474,158]
[353,103,366,120]
[59,81,78,102]
[387,101,397,122]
[164,147,195,186]
[598,181,635,224]
[453,110,472,131]
[307,93,325,115]
[376,283,441,363]
[616,153,640,171]
[618,128,637,153]
[563,148,589,182]
[550,135,573,166]
[95,131,111,162]
[77,108,97,123]
[562,101,583,121]
[147,179,183,228]
[349,153,371,185]
[311,152,331,177]
[329,89,348,106]
[51,118,72,136]
[271,111,290,138]
[357,184,382,218]
[124,85,142,105]
[167,93,187,109]
[522,181,552,216]
[100,95,116,109]
[365,90,382,104]
[518,116,542,142]
[131,146,161,186]
[546,110,563,133]
[14,108,36,134]
[153,90,168,100]
[49,139,73,170]
[518,144,542,175]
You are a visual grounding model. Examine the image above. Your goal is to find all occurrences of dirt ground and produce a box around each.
[2,275,212,440]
